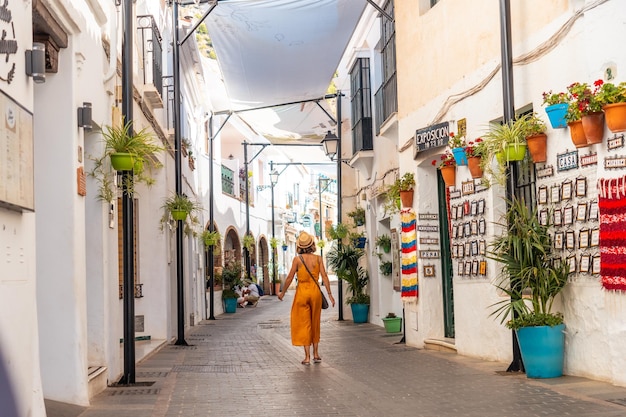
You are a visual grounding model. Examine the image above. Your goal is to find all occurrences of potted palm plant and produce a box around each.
[327,243,370,323]
[489,197,569,378]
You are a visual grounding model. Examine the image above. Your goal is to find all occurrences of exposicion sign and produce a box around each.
[414,121,450,158]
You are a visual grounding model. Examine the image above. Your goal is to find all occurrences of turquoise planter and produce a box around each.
[516,324,565,378]
[452,147,468,166]
[545,103,568,129]
[351,303,369,323]
[223,298,237,313]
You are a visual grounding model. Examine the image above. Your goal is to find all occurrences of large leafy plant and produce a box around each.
[488,198,569,330]
[326,243,369,304]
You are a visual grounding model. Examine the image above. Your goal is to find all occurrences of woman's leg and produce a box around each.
[313,343,321,362]
[302,345,311,365]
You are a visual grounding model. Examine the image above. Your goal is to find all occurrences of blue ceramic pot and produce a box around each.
[224,297,237,313]
[452,147,468,166]
[516,324,565,378]
[545,103,568,129]
[351,303,369,323]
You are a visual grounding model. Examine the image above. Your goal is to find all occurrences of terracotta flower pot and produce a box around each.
[439,165,456,187]
[567,120,589,148]
[399,189,414,208]
[582,112,605,145]
[603,103,626,133]
[526,133,547,163]
[467,156,483,179]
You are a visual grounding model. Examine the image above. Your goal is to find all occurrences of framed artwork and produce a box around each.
[579,255,591,273]
[554,231,564,250]
[471,220,478,236]
[576,202,588,222]
[471,200,478,216]
[479,240,486,255]
[553,209,563,227]
[576,177,587,197]
[478,218,486,235]
[452,244,458,258]
[472,260,479,275]
[538,186,548,205]
[592,255,601,274]
[479,260,487,276]
[563,206,574,225]
[471,240,479,256]
[579,229,590,249]
[561,180,573,201]
[551,185,561,203]
[477,199,485,215]
[464,242,471,256]
[451,206,457,220]
[566,230,576,250]
[567,256,577,274]
[458,261,464,276]
[588,200,599,221]
[423,265,436,277]
[464,261,472,276]
[464,222,471,237]
[539,209,549,226]
[452,225,459,239]
[591,228,600,247]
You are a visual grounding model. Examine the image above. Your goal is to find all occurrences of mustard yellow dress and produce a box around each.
[291,256,323,346]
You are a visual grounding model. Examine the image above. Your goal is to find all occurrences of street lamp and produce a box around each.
[321,131,338,160]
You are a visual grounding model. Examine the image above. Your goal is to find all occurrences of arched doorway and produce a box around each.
[224,228,242,266]
[258,236,270,294]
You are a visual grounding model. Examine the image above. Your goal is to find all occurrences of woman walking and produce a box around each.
[278,232,335,365]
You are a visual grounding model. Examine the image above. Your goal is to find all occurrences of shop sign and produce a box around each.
[580,153,598,167]
[419,237,439,245]
[419,250,440,259]
[607,134,624,150]
[536,165,554,178]
[604,156,626,169]
[414,121,450,157]
[417,225,438,233]
[557,150,578,171]
[418,213,438,221]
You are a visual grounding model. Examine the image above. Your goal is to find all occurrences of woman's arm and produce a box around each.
[278,257,299,300]
[319,258,335,307]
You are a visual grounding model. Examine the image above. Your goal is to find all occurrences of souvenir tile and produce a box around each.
[464,222,471,237]
[471,240,479,256]
[566,230,576,250]
[479,260,487,275]
[576,177,587,197]
[576,202,587,222]
[463,200,470,216]
[551,185,561,203]
[458,261,464,276]
[554,232,564,250]
[464,242,471,256]
[477,199,485,215]
[567,255,577,274]
[424,265,436,277]
[563,206,574,225]
[562,181,573,201]
[553,208,563,227]
[579,255,590,273]
[588,200,599,221]
[539,209,548,226]
[471,201,478,216]
[590,228,600,247]
[538,186,548,205]
[478,218,486,235]
[464,261,472,276]
[579,229,590,249]
[458,244,465,258]
[592,255,601,274]
[472,260,479,275]
[479,240,486,255]
[471,220,478,236]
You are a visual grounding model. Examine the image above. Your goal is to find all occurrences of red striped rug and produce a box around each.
[599,176,626,291]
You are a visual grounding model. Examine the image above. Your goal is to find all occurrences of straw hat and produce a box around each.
[296,232,315,251]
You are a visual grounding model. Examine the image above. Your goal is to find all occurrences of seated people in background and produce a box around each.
[245,280,260,305]
[234,285,247,308]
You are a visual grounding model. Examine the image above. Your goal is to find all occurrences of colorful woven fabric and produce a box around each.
[598,176,626,291]
[401,209,418,301]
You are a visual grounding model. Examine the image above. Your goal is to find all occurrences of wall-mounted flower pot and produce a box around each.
[399,189,414,208]
[439,165,456,187]
[501,144,527,162]
[567,120,588,148]
[110,153,134,171]
[526,134,547,163]
[451,147,468,166]
[171,210,188,221]
[603,103,626,133]
[544,103,568,129]
[582,112,605,145]
[354,237,367,248]
[467,156,483,179]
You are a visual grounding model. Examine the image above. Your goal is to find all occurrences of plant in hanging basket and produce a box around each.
[383,172,415,215]
[347,206,366,226]
[201,230,222,254]
[518,112,548,163]
[375,234,392,253]
[269,237,279,249]
[480,118,527,186]
[379,261,393,276]
[243,234,255,251]
[449,132,468,165]
[160,193,202,235]
[596,81,626,133]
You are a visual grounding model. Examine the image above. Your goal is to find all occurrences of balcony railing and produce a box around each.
[374,72,398,135]
[222,165,235,196]
[136,15,163,105]
[352,117,373,154]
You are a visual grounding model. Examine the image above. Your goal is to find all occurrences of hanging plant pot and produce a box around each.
[567,120,589,148]
[399,189,414,208]
[503,144,527,162]
[171,210,188,221]
[451,147,468,166]
[110,152,135,171]
[354,237,367,248]
[581,112,605,145]
[544,103,568,129]
[526,134,548,163]
[439,165,456,187]
[603,103,626,133]
[467,156,483,179]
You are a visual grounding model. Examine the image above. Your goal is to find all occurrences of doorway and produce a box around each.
[437,171,455,338]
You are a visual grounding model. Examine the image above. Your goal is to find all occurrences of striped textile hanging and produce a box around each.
[598,176,626,291]
[401,209,418,301]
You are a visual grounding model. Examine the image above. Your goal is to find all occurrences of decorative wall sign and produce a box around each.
[538,186,548,205]
[592,255,601,274]
[475,183,489,193]
[418,225,439,233]
[551,185,561,203]
[414,121,450,155]
[590,228,600,246]
[557,150,579,171]
[472,260,479,275]
[562,180,573,201]
[553,209,563,227]
[607,134,624,150]
[479,260,487,275]
[458,244,464,258]
[579,229,590,249]
[588,200,599,221]
[554,232,564,250]
[470,220,478,235]
[419,213,438,221]
[450,190,461,199]
[478,218,486,235]
[477,199,485,215]
[576,202,588,221]
[567,256,577,274]
[471,240,479,256]
[580,254,591,273]
[471,201,477,216]
[566,230,576,250]
[458,261,464,276]
[563,206,574,225]
[580,152,598,167]
[464,261,471,276]
[605,156,626,169]
[536,165,555,178]
[479,240,486,255]
[462,180,475,195]
[423,264,436,277]
[419,250,440,259]
[539,209,548,226]
[575,177,587,197]
[419,237,439,245]
[463,200,470,215]
[463,222,471,237]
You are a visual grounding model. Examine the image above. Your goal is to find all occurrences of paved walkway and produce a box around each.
[47,288,626,417]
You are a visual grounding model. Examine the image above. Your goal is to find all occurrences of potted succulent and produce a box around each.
[595,80,626,133]
[542,90,569,129]
[347,206,366,226]
[379,260,392,276]
[432,150,456,187]
[565,81,605,146]
[381,312,402,333]
[448,131,468,166]
[327,243,370,323]
[464,138,487,179]
[375,234,392,253]
[518,112,548,163]
[489,197,569,378]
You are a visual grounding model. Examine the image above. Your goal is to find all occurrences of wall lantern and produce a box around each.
[77,102,93,130]
[321,130,338,160]
[25,43,46,84]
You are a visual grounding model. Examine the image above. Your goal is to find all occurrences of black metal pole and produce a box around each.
[173,0,187,346]
[120,0,135,384]
[244,141,251,280]
[319,177,324,259]
[499,0,523,373]
[208,116,215,320]
[337,91,343,321]
[270,161,277,295]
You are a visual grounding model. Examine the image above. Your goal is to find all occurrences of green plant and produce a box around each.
[317,240,326,249]
[595,81,626,105]
[221,289,238,300]
[448,131,466,149]
[542,90,568,106]
[565,80,604,122]
[270,237,279,249]
[518,112,547,137]
[379,261,392,276]
[488,198,569,330]
[243,234,255,251]
[375,234,392,252]
[221,260,243,289]
[201,230,221,249]
[384,172,416,215]
[431,150,455,168]
[160,194,202,236]
[347,206,366,226]
[464,138,487,158]
[385,312,397,319]
[326,243,369,305]
[480,117,528,185]
[328,223,350,241]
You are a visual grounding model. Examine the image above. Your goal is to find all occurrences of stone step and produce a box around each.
[424,338,457,353]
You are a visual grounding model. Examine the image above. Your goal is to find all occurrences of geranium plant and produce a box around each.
[542,90,568,106]
[448,132,466,149]
[465,138,487,158]
[595,81,626,105]
[565,80,604,122]
[432,150,455,168]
